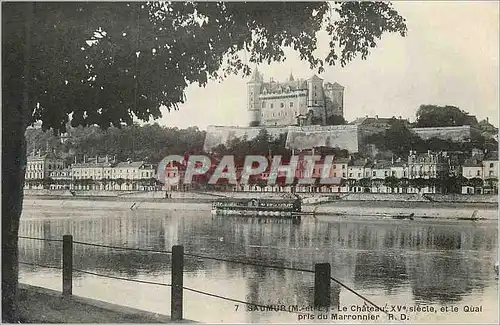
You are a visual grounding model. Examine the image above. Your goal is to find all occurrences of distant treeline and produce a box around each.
[26,123,206,165]
[26,104,498,165]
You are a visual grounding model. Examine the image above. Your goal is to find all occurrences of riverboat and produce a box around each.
[211,194,301,218]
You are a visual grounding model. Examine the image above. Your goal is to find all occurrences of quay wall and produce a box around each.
[23,190,497,204]
[411,125,477,141]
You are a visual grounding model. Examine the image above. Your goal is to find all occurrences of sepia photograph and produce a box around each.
[2,1,499,323]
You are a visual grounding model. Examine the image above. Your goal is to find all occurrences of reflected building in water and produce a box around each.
[19,210,498,307]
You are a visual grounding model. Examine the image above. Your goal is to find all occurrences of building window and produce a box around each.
[384,171,388,177]
[314,100,317,105]
[372,171,376,177]
[490,163,494,168]
[280,103,284,108]
[349,173,353,177]
[342,165,345,169]
[290,102,293,107]
[392,171,396,176]
[270,103,274,109]
[477,170,481,176]
[262,102,266,108]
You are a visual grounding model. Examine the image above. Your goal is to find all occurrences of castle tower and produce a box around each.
[306,75,325,124]
[247,67,262,127]
[324,82,345,118]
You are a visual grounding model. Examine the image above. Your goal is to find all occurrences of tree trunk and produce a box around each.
[2,118,26,323]
[2,3,32,322]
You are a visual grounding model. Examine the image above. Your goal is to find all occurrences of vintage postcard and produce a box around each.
[2,1,498,324]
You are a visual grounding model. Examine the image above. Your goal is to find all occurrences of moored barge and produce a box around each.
[211,194,301,218]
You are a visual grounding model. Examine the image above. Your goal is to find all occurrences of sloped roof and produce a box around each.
[308,74,323,81]
[462,159,482,167]
[351,117,398,126]
[115,161,146,168]
[335,157,350,164]
[349,159,365,167]
[261,79,308,93]
[484,151,498,161]
[373,161,392,169]
[391,162,407,168]
[326,82,344,90]
[72,162,114,168]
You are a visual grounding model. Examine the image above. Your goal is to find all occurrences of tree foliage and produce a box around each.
[4,2,407,134]
[26,124,207,164]
[3,2,407,321]
[415,105,478,128]
[325,114,346,126]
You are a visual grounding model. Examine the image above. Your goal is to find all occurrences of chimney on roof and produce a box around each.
[375,115,379,120]
[487,117,489,123]
[105,155,109,163]
[83,155,86,163]
[399,116,402,119]
[74,156,77,164]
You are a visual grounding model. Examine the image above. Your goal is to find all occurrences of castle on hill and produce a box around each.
[247,68,345,127]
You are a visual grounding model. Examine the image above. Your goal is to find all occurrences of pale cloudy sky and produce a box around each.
[155,1,499,130]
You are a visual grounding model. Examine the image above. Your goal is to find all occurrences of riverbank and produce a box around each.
[22,196,497,222]
[18,283,193,323]
[24,189,498,205]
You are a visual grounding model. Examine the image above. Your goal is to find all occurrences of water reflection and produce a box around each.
[19,206,498,322]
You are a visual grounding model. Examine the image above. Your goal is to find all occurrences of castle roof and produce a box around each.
[325,82,344,90]
[308,74,323,81]
[261,79,308,93]
[249,67,263,83]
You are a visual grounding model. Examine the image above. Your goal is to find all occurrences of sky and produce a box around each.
[155,1,499,130]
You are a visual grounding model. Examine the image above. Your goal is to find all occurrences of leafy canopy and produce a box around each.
[415,105,478,128]
[4,2,406,133]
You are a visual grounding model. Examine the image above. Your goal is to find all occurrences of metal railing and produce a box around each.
[19,235,387,321]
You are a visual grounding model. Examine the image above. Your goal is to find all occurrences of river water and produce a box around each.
[19,200,498,323]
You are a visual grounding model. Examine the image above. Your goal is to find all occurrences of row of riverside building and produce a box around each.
[25,152,156,191]
[25,150,498,195]
[164,150,499,195]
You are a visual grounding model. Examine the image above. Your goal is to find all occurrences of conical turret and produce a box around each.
[249,67,262,83]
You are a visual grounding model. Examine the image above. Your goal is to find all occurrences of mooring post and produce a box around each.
[62,235,73,296]
[314,263,331,308]
[171,245,184,321]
